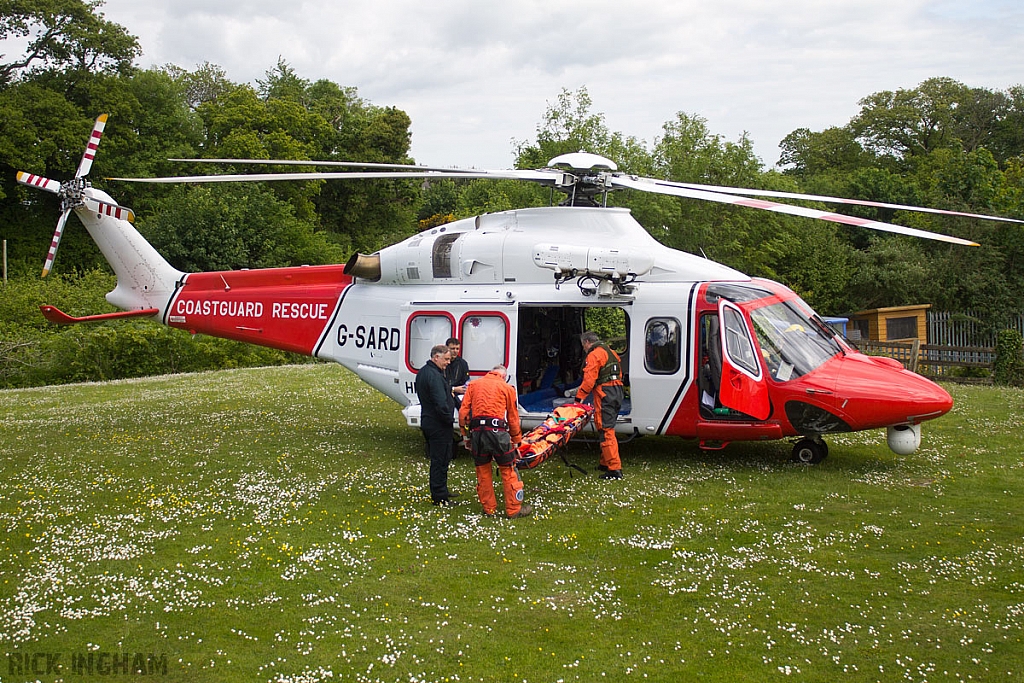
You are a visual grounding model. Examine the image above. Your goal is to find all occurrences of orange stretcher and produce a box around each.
[515,403,594,471]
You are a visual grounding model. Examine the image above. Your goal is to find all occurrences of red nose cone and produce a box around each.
[835,353,953,430]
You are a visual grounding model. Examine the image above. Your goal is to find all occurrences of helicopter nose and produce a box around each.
[836,354,953,429]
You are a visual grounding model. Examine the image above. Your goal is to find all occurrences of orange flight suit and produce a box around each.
[576,343,623,472]
[458,369,525,517]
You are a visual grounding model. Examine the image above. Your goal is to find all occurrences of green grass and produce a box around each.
[1,364,1022,682]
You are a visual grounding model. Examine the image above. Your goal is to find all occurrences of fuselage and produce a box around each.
[143,205,951,445]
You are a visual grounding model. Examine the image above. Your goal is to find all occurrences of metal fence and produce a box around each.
[857,339,995,383]
[927,311,1024,347]
[849,310,1022,383]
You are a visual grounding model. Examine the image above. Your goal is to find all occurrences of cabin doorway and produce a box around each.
[516,305,629,416]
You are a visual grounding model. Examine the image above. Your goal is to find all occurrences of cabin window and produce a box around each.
[644,318,680,374]
[461,314,508,373]
[408,314,453,370]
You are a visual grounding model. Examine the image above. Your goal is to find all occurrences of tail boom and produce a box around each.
[164,266,354,355]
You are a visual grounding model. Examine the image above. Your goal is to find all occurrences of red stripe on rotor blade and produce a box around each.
[823,213,872,227]
[734,198,777,209]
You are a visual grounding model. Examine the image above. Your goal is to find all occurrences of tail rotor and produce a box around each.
[15,114,135,277]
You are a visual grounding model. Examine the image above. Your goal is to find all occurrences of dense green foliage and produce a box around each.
[0,272,305,387]
[993,328,1024,386]
[0,3,1022,386]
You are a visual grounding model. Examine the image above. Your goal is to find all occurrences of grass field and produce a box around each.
[1,363,1022,682]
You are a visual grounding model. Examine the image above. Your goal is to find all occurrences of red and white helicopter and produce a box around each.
[18,115,1022,463]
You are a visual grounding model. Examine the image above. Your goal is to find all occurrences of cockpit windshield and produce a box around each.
[748,300,842,381]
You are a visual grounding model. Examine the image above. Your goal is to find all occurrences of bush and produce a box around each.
[993,329,1024,387]
[1,273,310,388]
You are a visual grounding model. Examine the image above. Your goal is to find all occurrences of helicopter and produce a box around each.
[17,115,1024,464]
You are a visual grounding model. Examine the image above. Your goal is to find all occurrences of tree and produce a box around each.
[850,77,970,162]
[257,58,309,104]
[514,87,612,168]
[992,85,1024,163]
[163,62,233,111]
[141,184,345,272]
[0,0,139,86]
[778,126,868,176]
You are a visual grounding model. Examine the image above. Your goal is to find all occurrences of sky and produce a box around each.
[92,0,1024,170]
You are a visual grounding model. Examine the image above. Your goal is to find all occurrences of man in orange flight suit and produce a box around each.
[459,365,534,519]
[576,331,624,479]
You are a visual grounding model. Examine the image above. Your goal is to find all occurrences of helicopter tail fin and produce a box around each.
[17,115,184,314]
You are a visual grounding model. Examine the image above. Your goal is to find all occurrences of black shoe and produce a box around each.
[432,498,460,507]
[598,464,609,471]
[599,469,623,480]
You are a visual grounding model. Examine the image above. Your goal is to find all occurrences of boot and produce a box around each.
[507,503,534,519]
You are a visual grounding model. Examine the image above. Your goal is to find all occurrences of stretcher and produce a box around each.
[515,403,594,471]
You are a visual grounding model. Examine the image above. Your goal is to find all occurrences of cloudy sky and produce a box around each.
[95,0,1024,170]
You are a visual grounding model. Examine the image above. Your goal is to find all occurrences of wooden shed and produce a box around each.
[847,304,931,343]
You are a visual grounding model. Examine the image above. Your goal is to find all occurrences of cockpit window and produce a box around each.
[749,301,842,381]
[705,283,775,304]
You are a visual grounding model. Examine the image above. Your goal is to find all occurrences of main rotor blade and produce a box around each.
[659,179,1024,226]
[42,209,71,278]
[83,196,136,223]
[75,114,108,178]
[611,176,979,246]
[168,158,478,173]
[16,171,61,194]
[109,169,558,184]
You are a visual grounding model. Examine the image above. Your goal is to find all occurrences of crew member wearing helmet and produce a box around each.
[459,365,533,519]
[576,331,624,479]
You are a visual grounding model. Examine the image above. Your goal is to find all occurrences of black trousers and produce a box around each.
[422,426,453,503]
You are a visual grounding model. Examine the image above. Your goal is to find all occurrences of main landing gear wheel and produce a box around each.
[791,437,828,464]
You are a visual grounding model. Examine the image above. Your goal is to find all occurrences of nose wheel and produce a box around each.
[791,437,828,464]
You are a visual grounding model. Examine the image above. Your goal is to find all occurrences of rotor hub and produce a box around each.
[547,152,619,206]
[59,177,88,212]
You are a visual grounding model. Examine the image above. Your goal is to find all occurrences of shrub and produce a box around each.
[1,273,310,388]
[993,328,1024,387]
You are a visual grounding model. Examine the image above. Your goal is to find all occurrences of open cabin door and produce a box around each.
[717,300,771,421]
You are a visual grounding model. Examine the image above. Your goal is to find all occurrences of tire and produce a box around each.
[791,438,827,464]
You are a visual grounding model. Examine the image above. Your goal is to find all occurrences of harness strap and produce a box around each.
[470,415,508,431]
[593,342,622,385]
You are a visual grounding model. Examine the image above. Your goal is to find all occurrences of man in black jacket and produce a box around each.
[415,344,458,505]
[444,337,470,408]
